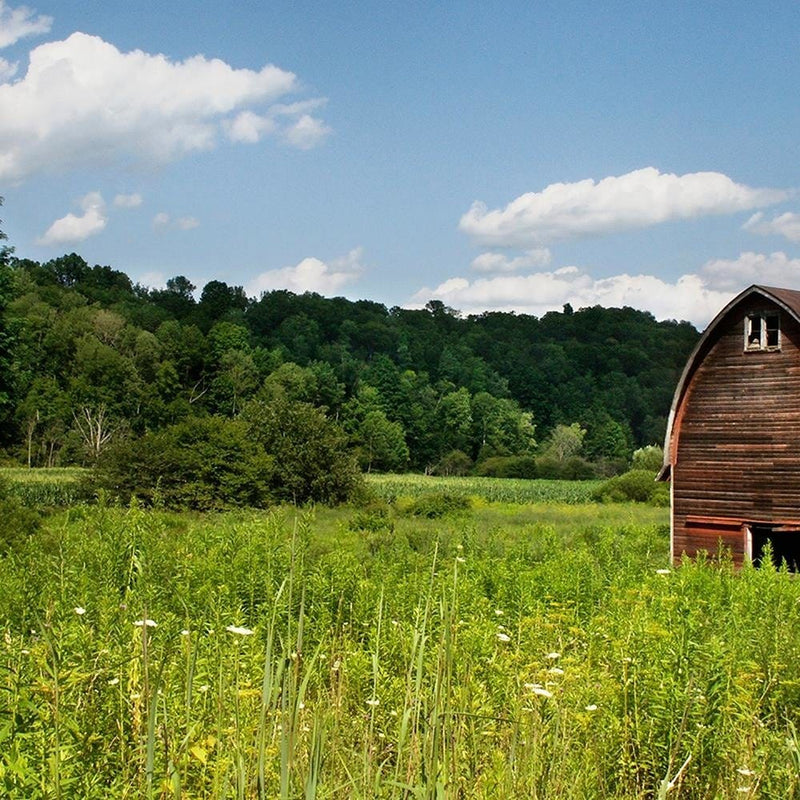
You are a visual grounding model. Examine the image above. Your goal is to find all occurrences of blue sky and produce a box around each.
[2,1,800,325]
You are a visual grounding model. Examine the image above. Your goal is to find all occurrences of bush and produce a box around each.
[475,455,538,479]
[0,477,41,554]
[632,444,664,473]
[536,455,597,480]
[432,450,473,477]
[403,491,471,518]
[591,469,669,505]
[95,416,274,510]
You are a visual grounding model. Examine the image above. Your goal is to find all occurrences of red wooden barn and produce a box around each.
[659,284,800,569]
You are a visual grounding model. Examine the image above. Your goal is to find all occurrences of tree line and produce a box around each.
[0,209,699,501]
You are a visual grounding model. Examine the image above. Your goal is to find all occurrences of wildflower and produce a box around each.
[532,686,553,698]
[656,568,671,575]
[74,607,86,616]
[180,629,190,636]
[457,544,463,550]
[548,667,565,675]
[366,698,380,707]
[494,609,504,616]
[21,649,29,655]
[134,619,157,628]
[585,704,598,711]
[737,768,755,776]
[456,556,466,563]
[225,625,254,636]
[546,652,560,660]
[198,684,209,693]
[496,632,511,643]
[108,677,119,686]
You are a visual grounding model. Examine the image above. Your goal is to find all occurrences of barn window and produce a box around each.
[749,524,800,572]
[745,311,780,351]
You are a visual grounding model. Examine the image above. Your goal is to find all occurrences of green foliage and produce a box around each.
[4,503,800,796]
[632,444,665,472]
[243,395,363,505]
[592,468,670,505]
[536,455,597,480]
[402,491,471,518]
[95,416,273,510]
[475,454,538,478]
[0,476,40,554]
[431,448,473,476]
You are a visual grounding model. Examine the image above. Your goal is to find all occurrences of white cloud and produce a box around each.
[224,110,276,144]
[471,248,551,273]
[743,211,800,243]
[0,32,329,181]
[699,251,800,291]
[283,114,332,149]
[0,1,52,49]
[136,270,166,289]
[247,247,364,296]
[0,57,17,80]
[37,191,107,245]
[113,192,142,208]
[153,212,199,231]
[412,268,732,326]
[459,167,789,247]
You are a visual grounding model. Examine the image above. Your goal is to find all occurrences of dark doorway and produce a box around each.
[751,524,800,571]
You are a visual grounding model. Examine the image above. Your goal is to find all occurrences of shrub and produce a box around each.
[95,416,274,510]
[475,455,538,479]
[591,469,669,505]
[632,444,665,473]
[0,477,41,554]
[403,491,471,518]
[536,455,597,480]
[432,450,473,477]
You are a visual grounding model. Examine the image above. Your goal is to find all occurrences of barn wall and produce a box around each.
[671,297,800,565]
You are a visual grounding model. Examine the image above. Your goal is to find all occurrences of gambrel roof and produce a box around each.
[658,285,800,481]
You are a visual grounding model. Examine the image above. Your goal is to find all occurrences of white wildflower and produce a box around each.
[532,686,553,698]
[548,667,565,675]
[134,619,157,628]
[546,652,560,660]
[74,607,86,616]
[494,609,504,616]
[585,704,598,711]
[737,768,755,776]
[366,698,380,707]
[456,556,466,563]
[656,568,671,575]
[180,629,190,636]
[108,677,119,686]
[225,625,254,636]
[198,684,209,693]
[496,632,511,643]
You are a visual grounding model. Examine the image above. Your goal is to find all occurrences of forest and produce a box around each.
[0,208,699,504]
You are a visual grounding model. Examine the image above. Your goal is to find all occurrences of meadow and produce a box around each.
[1,475,800,798]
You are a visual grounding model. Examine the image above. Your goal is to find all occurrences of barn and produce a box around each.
[658,284,800,569]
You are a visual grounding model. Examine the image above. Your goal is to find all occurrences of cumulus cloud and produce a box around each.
[459,167,789,247]
[0,32,330,181]
[283,114,332,149]
[113,192,142,208]
[0,57,17,80]
[411,267,732,326]
[743,211,800,243]
[699,251,800,291]
[471,248,551,273]
[37,191,107,245]
[0,1,52,49]
[153,212,198,231]
[247,247,364,297]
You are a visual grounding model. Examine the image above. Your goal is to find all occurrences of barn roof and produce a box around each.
[657,285,800,481]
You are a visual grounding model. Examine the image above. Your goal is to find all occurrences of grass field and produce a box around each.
[2,490,800,798]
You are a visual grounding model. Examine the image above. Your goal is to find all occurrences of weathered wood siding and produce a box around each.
[671,298,800,565]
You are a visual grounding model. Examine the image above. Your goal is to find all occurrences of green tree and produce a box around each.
[354,409,409,473]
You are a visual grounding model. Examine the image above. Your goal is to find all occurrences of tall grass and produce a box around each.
[0,467,90,507]
[0,503,799,797]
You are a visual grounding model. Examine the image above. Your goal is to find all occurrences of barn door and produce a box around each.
[748,523,800,571]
